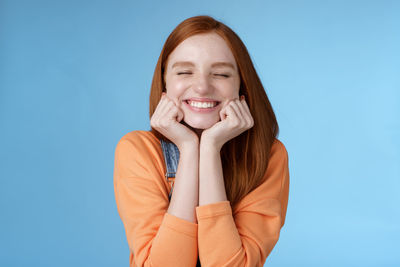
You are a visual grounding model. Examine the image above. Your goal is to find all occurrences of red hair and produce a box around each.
[149,15,279,209]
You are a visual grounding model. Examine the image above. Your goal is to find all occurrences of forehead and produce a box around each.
[167,32,237,68]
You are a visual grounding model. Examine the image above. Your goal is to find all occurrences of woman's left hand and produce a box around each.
[201,95,254,150]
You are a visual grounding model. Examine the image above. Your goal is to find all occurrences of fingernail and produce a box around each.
[241,95,245,100]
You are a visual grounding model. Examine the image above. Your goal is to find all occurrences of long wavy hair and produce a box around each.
[149,15,279,209]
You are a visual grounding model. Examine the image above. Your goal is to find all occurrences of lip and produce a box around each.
[184,97,220,102]
[183,100,220,113]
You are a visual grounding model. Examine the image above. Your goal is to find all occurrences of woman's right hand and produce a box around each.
[150,92,199,149]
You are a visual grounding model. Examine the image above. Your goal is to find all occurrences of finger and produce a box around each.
[236,98,251,125]
[166,105,181,122]
[177,108,184,122]
[220,100,236,120]
[231,99,244,119]
[219,103,228,120]
[154,93,168,115]
[229,101,246,129]
[172,97,181,108]
[152,93,170,128]
[159,97,175,116]
[241,97,251,114]
[240,98,254,127]
[160,92,167,102]
[225,103,240,123]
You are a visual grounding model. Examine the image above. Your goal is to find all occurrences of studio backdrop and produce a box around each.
[0,0,399,266]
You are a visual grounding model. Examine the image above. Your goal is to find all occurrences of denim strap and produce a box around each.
[160,139,180,201]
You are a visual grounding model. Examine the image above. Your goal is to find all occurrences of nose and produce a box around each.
[192,73,213,94]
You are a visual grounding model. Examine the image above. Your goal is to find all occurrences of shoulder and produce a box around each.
[118,130,160,147]
[115,130,161,155]
[271,138,288,156]
[114,130,164,177]
[266,138,289,182]
[269,138,289,165]
[113,130,168,199]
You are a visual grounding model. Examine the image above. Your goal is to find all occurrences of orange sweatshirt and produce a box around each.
[113,130,290,267]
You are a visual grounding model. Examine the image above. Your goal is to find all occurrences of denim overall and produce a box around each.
[160,139,201,267]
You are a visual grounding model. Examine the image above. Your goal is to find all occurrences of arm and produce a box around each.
[167,141,199,223]
[114,132,198,267]
[196,140,290,267]
[198,141,227,205]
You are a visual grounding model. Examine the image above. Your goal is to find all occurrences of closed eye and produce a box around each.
[214,73,230,78]
[177,72,192,75]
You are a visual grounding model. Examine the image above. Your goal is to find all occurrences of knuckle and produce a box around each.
[231,120,240,128]
[150,120,158,128]
[165,101,173,109]
[160,120,169,128]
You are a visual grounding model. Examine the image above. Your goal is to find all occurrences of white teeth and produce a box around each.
[188,101,217,108]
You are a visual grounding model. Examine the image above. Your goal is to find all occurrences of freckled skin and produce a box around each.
[164,32,240,130]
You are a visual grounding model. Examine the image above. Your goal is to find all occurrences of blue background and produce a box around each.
[1,0,399,266]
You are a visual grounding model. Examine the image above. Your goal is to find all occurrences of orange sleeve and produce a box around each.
[113,132,198,267]
[195,140,290,267]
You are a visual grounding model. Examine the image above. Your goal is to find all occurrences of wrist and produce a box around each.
[200,139,221,153]
[178,140,199,152]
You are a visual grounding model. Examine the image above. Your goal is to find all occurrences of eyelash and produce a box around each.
[177,72,230,78]
[215,73,230,78]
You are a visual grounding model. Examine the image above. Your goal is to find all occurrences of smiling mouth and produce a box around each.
[184,100,221,109]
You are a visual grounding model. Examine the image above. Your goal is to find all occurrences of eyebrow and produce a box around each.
[171,61,194,69]
[211,62,235,70]
[171,61,236,70]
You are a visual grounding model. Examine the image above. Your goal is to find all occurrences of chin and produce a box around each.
[184,117,218,130]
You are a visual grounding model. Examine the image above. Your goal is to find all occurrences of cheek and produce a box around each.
[217,83,240,108]
[221,82,240,98]
[166,80,187,96]
[166,79,189,100]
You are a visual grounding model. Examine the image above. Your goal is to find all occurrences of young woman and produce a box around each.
[114,15,290,267]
